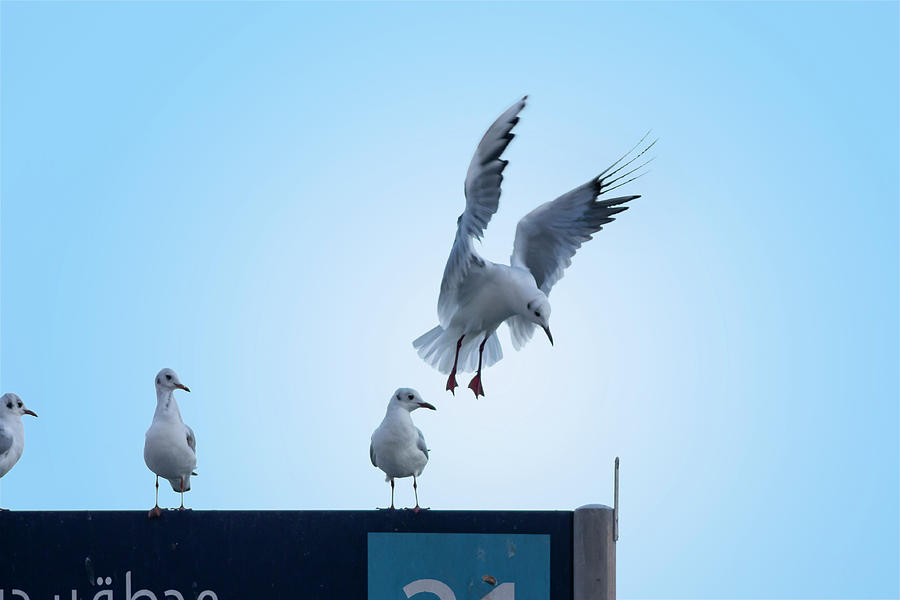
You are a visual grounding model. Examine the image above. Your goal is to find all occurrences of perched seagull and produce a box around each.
[370,388,436,511]
[0,394,38,497]
[143,368,197,518]
[414,96,653,397]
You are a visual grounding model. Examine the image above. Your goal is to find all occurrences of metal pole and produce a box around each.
[614,456,619,542]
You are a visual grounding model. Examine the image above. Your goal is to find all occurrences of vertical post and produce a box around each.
[574,504,616,600]
[614,456,619,542]
[574,457,618,600]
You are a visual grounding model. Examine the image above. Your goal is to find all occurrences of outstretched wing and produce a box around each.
[0,426,12,456]
[415,427,429,460]
[511,133,654,295]
[437,96,527,327]
[369,442,377,467]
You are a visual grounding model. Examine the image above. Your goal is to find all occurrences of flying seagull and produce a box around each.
[413,96,653,397]
[144,368,197,518]
[370,388,435,511]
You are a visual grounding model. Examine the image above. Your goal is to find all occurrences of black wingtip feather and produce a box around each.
[596,194,640,207]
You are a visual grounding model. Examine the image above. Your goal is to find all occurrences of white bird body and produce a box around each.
[0,393,37,480]
[144,393,196,491]
[143,368,196,514]
[0,414,26,479]
[446,263,539,334]
[370,388,435,509]
[414,96,653,397]
[371,405,428,480]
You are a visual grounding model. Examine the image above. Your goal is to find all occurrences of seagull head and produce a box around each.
[155,368,190,393]
[1,393,37,419]
[525,295,553,345]
[391,388,436,412]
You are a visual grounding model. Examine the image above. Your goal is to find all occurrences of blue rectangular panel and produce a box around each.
[368,532,550,600]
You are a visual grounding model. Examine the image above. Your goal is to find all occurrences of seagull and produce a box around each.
[143,368,197,518]
[370,388,436,511]
[413,96,653,397]
[0,394,38,505]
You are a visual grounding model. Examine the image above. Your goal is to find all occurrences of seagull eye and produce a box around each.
[17,401,22,408]
[534,311,541,317]
[166,374,172,381]
[407,394,414,400]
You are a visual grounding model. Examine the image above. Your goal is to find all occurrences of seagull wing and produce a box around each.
[185,424,197,454]
[511,133,654,295]
[369,441,378,467]
[508,134,654,349]
[0,425,12,456]
[415,427,429,460]
[438,96,527,327]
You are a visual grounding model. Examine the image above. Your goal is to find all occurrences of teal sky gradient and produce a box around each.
[1,2,898,598]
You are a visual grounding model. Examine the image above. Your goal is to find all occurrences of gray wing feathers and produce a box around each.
[369,442,377,467]
[507,314,537,351]
[512,182,636,294]
[0,426,12,456]
[510,134,653,294]
[185,424,197,454]
[438,96,527,326]
[415,427,429,460]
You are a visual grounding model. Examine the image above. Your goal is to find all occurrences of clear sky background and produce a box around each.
[1,2,897,598]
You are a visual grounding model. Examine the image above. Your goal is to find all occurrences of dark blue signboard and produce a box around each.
[0,511,572,599]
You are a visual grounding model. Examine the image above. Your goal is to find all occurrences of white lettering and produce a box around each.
[482,583,514,599]
[403,579,456,600]
[5,572,217,600]
[402,580,515,600]
[125,571,157,600]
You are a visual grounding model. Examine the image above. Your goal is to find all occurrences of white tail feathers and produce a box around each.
[167,475,191,492]
[413,325,503,374]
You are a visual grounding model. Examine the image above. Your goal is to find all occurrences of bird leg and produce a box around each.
[467,334,489,398]
[446,335,465,394]
[178,477,185,510]
[412,476,429,513]
[376,478,397,510]
[148,476,162,519]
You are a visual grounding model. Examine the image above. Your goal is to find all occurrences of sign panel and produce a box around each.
[368,532,550,600]
[0,511,572,599]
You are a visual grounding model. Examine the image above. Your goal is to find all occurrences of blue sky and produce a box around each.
[1,1,897,598]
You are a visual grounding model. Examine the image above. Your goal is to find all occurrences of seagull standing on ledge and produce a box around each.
[370,388,436,511]
[144,368,197,518]
[0,394,38,504]
[413,96,654,397]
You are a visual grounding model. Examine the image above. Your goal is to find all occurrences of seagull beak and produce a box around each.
[542,326,554,346]
[175,383,191,392]
[418,402,436,411]
[23,408,38,417]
